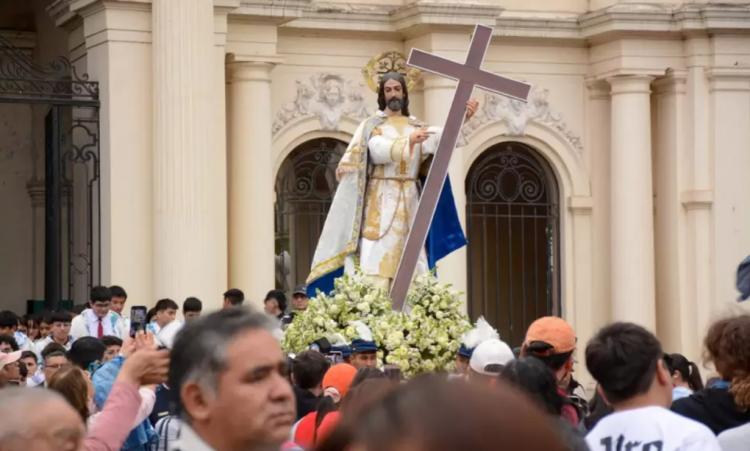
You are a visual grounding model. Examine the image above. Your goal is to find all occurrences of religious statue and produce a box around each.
[306,71,478,293]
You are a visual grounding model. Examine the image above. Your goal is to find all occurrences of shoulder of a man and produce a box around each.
[69,313,89,338]
[587,407,719,450]
[719,423,750,451]
[666,410,721,450]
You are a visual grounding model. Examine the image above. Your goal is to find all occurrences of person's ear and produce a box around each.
[181,382,214,422]
[655,359,671,386]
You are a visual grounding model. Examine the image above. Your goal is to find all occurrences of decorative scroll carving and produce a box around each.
[273,73,373,135]
[459,87,583,154]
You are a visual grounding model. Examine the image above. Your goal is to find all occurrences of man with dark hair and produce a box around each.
[38,313,52,340]
[0,311,32,352]
[109,285,130,332]
[0,335,19,353]
[307,71,478,293]
[263,290,287,320]
[19,350,41,386]
[585,322,720,450]
[169,308,295,450]
[148,299,179,334]
[101,335,123,362]
[222,288,245,309]
[281,285,308,328]
[291,350,330,420]
[0,311,18,337]
[183,297,203,321]
[68,336,106,371]
[71,285,126,339]
[41,343,70,386]
[34,311,74,356]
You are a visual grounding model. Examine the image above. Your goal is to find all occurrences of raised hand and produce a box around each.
[465,98,479,120]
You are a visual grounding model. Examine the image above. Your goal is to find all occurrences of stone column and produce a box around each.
[227,60,275,306]
[680,37,714,360]
[421,73,468,306]
[608,75,656,330]
[586,79,612,325]
[152,0,225,304]
[707,67,750,306]
[652,71,688,351]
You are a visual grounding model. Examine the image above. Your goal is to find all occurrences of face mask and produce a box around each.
[387,97,403,112]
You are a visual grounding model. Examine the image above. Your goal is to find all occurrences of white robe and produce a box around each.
[307,111,442,290]
[352,115,442,284]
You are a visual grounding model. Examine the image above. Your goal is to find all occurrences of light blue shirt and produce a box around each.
[672,386,693,401]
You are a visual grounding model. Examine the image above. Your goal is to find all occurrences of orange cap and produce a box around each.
[523,316,576,354]
[322,363,357,399]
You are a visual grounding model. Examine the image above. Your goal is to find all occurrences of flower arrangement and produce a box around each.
[282,270,471,377]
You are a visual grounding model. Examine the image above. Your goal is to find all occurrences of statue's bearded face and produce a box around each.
[383,78,404,112]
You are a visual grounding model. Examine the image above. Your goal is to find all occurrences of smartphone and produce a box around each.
[130,305,148,337]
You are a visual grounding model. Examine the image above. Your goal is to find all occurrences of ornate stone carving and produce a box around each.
[458,87,583,154]
[272,73,373,134]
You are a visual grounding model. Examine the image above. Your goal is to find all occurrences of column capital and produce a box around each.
[653,70,688,95]
[607,74,654,96]
[585,77,609,100]
[226,59,278,83]
[706,67,750,92]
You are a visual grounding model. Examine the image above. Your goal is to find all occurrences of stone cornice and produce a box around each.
[276,2,750,42]
[46,1,750,43]
[47,0,151,28]
[232,0,310,25]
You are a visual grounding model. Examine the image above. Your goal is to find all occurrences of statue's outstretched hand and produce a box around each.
[466,99,479,120]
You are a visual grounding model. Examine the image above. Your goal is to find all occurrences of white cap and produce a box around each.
[469,338,515,376]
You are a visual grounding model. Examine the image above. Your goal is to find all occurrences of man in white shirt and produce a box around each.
[34,311,75,358]
[109,285,131,334]
[585,322,720,451]
[70,286,126,340]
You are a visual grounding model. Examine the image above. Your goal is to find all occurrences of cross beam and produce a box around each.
[390,24,532,310]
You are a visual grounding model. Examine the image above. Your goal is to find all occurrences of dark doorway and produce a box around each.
[274,138,347,293]
[0,34,100,311]
[465,141,560,346]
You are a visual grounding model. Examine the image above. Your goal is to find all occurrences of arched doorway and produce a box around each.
[465,141,560,346]
[274,138,347,293]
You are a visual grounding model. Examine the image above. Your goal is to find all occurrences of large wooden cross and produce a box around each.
[390,25,532,310]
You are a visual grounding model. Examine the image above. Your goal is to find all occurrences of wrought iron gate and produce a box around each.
[465,142,560,347]
[0,34,100,310]
[274,138,346,292]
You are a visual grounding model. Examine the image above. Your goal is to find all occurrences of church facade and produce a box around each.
[1,0,749,365]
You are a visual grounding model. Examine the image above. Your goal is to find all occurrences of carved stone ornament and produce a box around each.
[458,87,583,154]
[272,73,373,135]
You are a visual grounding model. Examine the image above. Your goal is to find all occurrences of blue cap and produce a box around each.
[351,338,377,354]
[330,344,352,359]
[738,255,750,302]
[457,344,474,359]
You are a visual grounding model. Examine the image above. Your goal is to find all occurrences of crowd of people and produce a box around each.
[0,282,749,451]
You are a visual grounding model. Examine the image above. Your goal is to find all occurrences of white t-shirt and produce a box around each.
[586,406,721,451]
[718,423,750,451]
